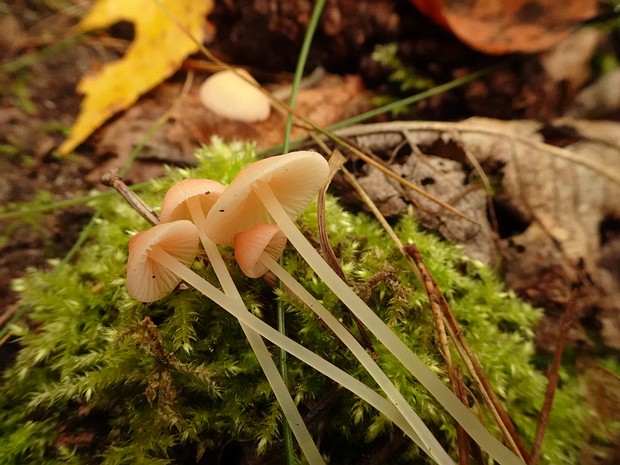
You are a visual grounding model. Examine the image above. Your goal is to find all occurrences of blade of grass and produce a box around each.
[0,34,84,75]
[260,61,509,157]
[280,2,326,463]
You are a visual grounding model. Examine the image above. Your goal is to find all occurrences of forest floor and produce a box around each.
[1,1,619,463]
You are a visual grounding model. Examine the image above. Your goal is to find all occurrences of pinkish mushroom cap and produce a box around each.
[160,179,226,223]
[205,151,329,247]
[234,224,287,278]
[199,69,271,123]
[127,220,199,302]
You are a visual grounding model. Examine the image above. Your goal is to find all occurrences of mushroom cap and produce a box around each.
[199,68,271,123]
[205,151,329,246]
[234,224,287,278]
[160,179,226,223]
[127,220,199,302]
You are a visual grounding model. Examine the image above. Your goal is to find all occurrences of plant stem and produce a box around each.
[186,197,325,465]
[147,247,425,445]
[281,3,326,461]
[528,285,578,465]
[102,171,160,225]
[282,0,326,154]
[403,244,528,461]
[262,255,456,465]
[253,181,525,465]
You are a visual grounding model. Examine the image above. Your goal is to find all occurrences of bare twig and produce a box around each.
[309,134,376,353]
[101,170,159,226]
[413,251,471,464]
[454,368,472,465]
[404,243,530,462]
[528,280,581,465]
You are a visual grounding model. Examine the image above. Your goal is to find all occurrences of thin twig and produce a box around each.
[413,253,470,464]
[331,121,620,186]
[337,136,476,223]
[309,134,376,353]
[528,281,580,465]
[404,243,529,462]
[101,170,159,226]
[454,368,472,465]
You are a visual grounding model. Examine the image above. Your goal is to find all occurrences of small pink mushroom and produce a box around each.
[160,178,226,224]
[160,179,325,464]
[206,151,523,465]
[126,223,426,455]
[127,220,199,302]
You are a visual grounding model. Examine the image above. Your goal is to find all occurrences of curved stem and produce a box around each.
[262,255,455,465]
[148,246,425,445]
[186,197,325,465]
[253,181,525,465]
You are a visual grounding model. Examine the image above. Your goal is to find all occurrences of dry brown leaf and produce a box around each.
[338,148,495,264]
[410,0,598,54]
[568,69,620,119]
[332,118,620,349]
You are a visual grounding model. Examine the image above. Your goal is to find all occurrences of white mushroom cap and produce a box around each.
[199,68,271,123]
[205,151,328,247]
[160,179,226,223]
[234,224,287,278]
[127,220,199,302]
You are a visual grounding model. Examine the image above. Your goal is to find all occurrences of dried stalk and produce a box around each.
[528,281,580,465]
[404,244,529,462]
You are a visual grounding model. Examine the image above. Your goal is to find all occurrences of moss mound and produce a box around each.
[0,140,584,464]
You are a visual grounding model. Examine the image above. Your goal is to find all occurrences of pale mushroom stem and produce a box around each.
[253,181,524,465]
[260,254,456,465]
[185,198,325,465]
[146,245,425,445]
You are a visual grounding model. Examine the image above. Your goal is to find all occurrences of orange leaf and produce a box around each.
[411,0,598,54]
[58,0,212,155]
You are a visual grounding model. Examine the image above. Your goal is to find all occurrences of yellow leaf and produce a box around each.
[58,0,212,155]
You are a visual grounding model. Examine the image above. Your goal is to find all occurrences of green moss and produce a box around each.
[0,138,586,464]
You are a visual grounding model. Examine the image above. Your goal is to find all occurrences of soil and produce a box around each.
[1,1,619,463]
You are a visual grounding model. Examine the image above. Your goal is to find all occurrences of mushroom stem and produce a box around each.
[253,181,524,465]
[146,245,425,446]
[185,197,325,465]
[261,254,455,465]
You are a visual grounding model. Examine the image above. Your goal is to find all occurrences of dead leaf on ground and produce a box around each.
[88,72,370,185]
[330,118,620,350]
[540,28,602,94]
[58,0,213,155]
[410,0,598,54]
[568,69,620,119]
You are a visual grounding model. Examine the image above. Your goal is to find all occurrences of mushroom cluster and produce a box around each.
[126,151,525,465]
